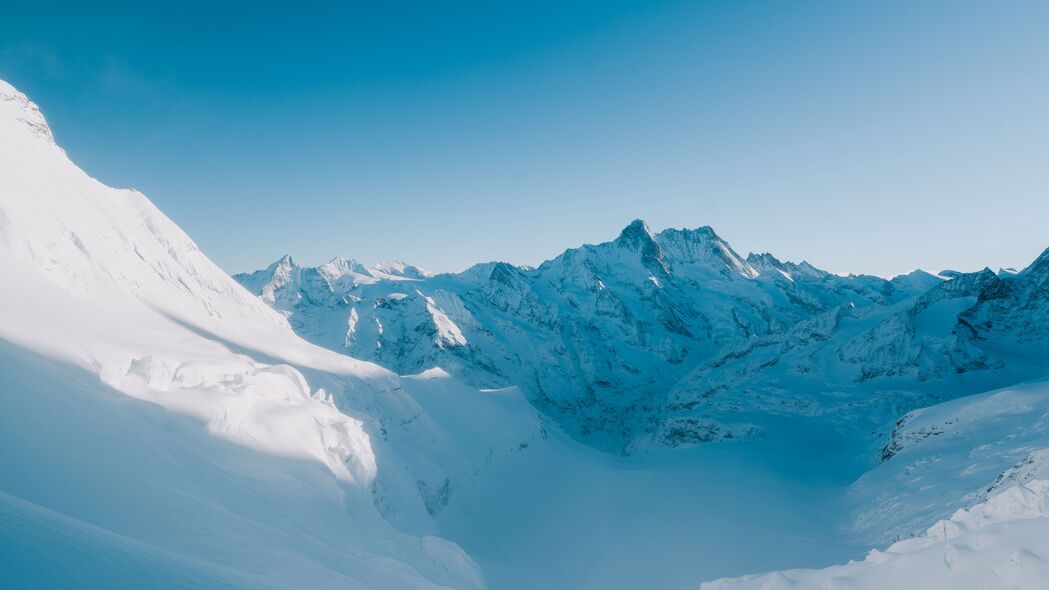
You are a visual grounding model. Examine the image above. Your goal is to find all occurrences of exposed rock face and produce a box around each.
[237,226,1049,453]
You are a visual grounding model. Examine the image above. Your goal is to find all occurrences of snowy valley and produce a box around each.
[3,78,1049,589]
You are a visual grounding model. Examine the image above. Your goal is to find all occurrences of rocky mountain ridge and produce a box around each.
[236,220,1049,453]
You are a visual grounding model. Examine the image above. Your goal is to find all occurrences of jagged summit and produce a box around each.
[745,252,830,282]
[656,225,722,246]
[656,226,757,278]
[615,218,657,247]
[239,255,431,288]
[609,219,667,275]
[745,252,790,277]
[530,220,771,283]
[745,251,783,267]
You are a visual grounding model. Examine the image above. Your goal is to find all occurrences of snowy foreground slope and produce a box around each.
[0,78,545,589]
[706,379,1049,590]
[704,482,1049,589]
[3,78,1049,590]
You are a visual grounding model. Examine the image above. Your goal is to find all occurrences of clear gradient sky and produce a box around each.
[2,1,1047,277]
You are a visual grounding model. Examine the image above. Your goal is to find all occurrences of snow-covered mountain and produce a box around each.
[0,77,544,589]
[236,222,1049,454]
[4,77,1049,589]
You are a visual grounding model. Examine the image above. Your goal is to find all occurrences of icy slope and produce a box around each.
[702,479,1049,590]
[0,78,544,589]
[853,379,1049,545]
[703,379,1049,589]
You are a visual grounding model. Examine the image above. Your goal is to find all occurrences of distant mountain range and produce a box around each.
[236,220,1049,454]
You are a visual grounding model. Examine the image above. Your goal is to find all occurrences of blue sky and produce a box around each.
[2,1,1047,276]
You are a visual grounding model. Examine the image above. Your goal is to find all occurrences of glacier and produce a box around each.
[3,77,1049,589]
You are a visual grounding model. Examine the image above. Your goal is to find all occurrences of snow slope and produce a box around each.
[0,77,542,589]
[703,479,1049,590]
[705,379,1049,590]
[854,379,1049,545]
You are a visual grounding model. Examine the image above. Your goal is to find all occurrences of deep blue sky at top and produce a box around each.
[2,0,1047,276]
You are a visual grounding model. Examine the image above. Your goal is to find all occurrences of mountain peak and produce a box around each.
[614,219,667,273]
[318,256,371,278]
[0,79,56,145]
[266,254,298,278]
[616,219,655,246]
[657,226,757,278]
[746,252,785,271]
[370,259,434,280]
